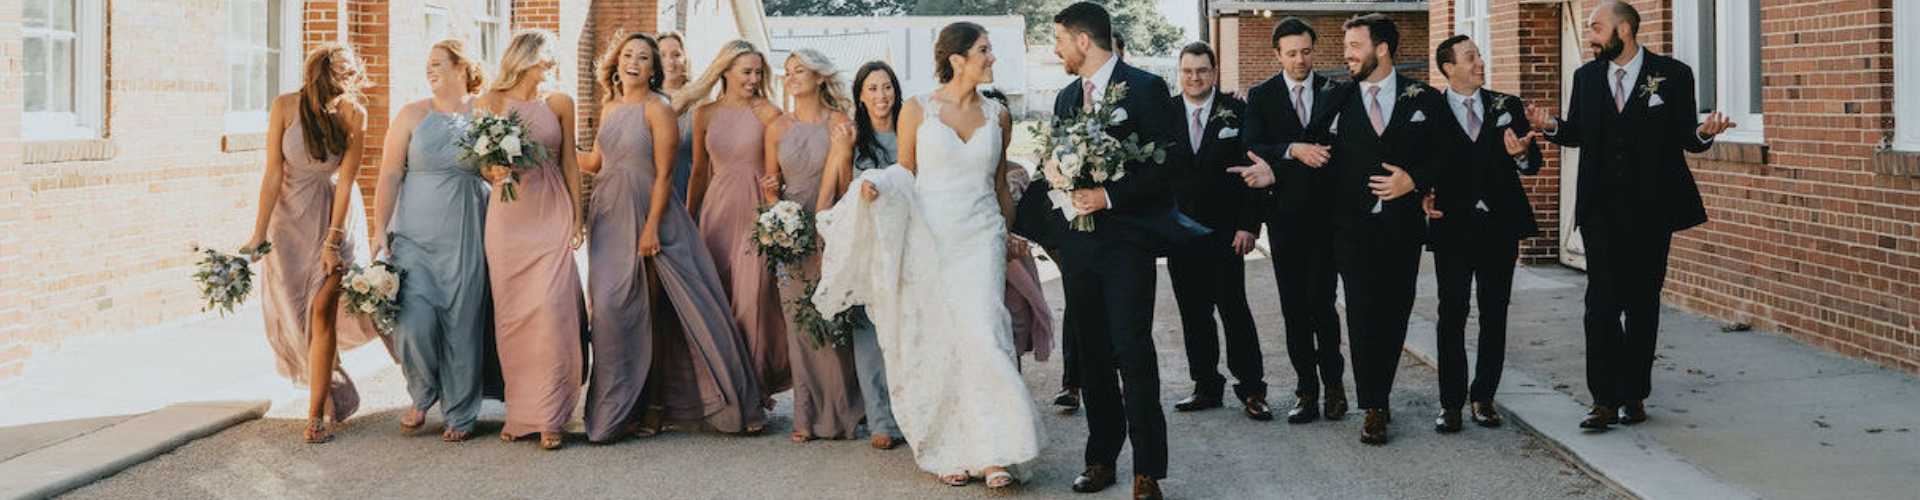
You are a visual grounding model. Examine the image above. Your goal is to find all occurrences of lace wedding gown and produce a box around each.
[814,93,1042,478]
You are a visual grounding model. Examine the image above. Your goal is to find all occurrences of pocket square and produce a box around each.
[1648,94,1665,108]
[1218,127,1239,139]
[1329,114,1341,135]
[1495,113,1512,127]
[1411,110,1427,122]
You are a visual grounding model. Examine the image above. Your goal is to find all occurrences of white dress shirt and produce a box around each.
[1184,91,1214,153]
[1358,70,1400,129]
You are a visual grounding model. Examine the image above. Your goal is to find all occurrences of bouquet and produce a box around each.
[790,279,857,349]
[750,200,817,277]
[1031,81,1168,231]
[455,112,549,202]
[190,242,272,315]
[341,260,403,334]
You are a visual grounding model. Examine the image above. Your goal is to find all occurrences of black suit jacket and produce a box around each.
[1544,51,1711,233]
[1427,88,1544,248]
[1243,72,1342,217]
[1169,90,1260,237]
[1296,73,1448,237]
[1014,60,1205,269]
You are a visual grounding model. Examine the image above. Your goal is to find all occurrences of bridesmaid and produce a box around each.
[769,49,864,443]
[980,90,1054,366]
[579,32,767,442]
[477,30,588,451]
[243,43,384,444]
[370,38,492,443]
[817,60,904,450]
[674,40,791,404]
[656,31,696,202]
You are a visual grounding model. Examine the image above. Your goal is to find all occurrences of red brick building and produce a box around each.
[1208,1,1432,94]
[0,0,667,383]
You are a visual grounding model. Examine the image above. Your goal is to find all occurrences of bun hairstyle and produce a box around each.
[595,31,665,103]
[933,22,987,83]
[432,38,486,94]
[785,49,850,114]
[490,29,559,93]
[297,43,366,162]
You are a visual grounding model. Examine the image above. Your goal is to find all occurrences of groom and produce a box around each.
[1014,3,1197,498]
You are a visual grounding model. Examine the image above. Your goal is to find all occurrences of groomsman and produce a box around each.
[1527,1,1734,430]
[1164,41,1269,421]
[1420,34,1543,433]
[1233,17,1350,425]
[1261,13,1446,445]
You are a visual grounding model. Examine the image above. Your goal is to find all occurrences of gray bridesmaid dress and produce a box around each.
[387,107,493,433]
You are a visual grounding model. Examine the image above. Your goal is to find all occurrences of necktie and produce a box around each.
[1191,108,1204,153]
[1367,85,1386,135]
[1082,79,1095,113]
[1464,97,1481,141]
[1292,84,1308,128]
[1614,68,1628,112]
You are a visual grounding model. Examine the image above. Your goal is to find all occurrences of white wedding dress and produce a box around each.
[814,93,1042,478]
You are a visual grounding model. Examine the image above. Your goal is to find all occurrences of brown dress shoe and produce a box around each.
[1173,393,1224,412]
[1323,388,1350,420]
[1434,407,1464,433]
[1620,401,1648,425]
[1471,401,1503,427]
[1360,409,1390,445]
[1580,405,1618,430]
[1286,392,1320,424]
[1132,474,1164,500]
[1243,395,1274,421]
[1072,465,1116,493]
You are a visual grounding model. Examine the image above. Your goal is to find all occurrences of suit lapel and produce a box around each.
[1479,93,1502,142]
[1386,77,1420,135]
[1435,91,1473,145]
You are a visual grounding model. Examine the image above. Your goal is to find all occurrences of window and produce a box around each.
[475,0,510,63]
[425,5,450,46]
[226,0,290,133]
[24,0,104,140]
[1452,0,1493,84]
[1674,0,1764,143]
[1896,2,1920,151]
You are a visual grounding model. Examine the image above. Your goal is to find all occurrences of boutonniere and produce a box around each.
[1492,94,1514,110]
[1321,79,1337,92]
[1401,84,1427,100]
[1212,108,1237,123]
[1640,75,1666,98]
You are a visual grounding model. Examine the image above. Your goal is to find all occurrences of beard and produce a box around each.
[1348,53,1379,81]
[1593,32,1626,62]
[1058,50,1082,76]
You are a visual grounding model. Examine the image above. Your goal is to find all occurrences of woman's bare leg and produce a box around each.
[305,270,343,442]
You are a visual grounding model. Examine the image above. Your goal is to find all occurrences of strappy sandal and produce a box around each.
[399,408,426,434]
[983,467,1015,489]
[441,428,472,442]
[304,417,333,444]
[940,473,971,487]
[869,435,898,450]
[539,432,564,450]
[790,431,814,444]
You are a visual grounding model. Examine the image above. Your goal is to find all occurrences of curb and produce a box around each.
[1400,315,1758,500]
[0,400,269,500]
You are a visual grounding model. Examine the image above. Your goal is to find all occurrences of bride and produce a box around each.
[813,22,1042,489]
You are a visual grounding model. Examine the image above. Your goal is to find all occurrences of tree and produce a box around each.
[910,0,1182,56]
[764,0,917,16]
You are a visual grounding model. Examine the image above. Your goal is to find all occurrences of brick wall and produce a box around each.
[0,0,26,381]
[576,0,658,148]
[1227,10,1431,94]
[1434,0,1920,373]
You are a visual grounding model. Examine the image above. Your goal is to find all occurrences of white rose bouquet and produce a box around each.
[750,200,817,276]
[1029,81,1168,231]
[341,260,403,334]
[189,241,271,316]
[455,112,549,202]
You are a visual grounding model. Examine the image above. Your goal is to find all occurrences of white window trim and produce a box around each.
[224,0,281,134]
[1453,0,1493,85]
[1674,0,1765,144]
[1895,2,1920,151]
[24,0,105,141]
[425,5,451,47]
[475,0,511,63]
[278,0,303,94]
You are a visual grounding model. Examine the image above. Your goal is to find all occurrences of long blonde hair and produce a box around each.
[490,30,559,93]
[671,39,770,114]
[297,43,366,161]
[785,49,850,114]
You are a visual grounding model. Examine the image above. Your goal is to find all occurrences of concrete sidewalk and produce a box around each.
[1396,258,1920,500]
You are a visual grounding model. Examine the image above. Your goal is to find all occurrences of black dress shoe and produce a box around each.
[1323,388,1350,420]
[1434,407,1463,434]
[1620,401,1648,425]
[1242,395,1274,421]
[1072,465,1116,493]
[1360,409,1390,445]
[1471,401,1503,428]
[1174,393,1223,412]
[1580,405,1617,430]
[1054,388,1081,412]
[1285,393,1320,424]
[1132,474,1164,500]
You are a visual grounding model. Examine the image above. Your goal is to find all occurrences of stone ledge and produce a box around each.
[221,133,267,153]
[1870,149,1920,178]
[23,139,115,165]
[1692,140,1768,164]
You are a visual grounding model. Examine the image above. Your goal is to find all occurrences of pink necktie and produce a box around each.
[1083,79,1095,112]
[1367,86,1385,135]
[1614,69,1628,112]
[1464,97,1481,141]
[1191,108,1204,153]
[1293,84,1308,128]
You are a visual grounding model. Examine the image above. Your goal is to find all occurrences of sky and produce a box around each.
[1158,0,1201,41]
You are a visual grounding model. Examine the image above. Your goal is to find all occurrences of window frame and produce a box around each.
[1895,1,1920,151]
[1674,0,1765,144]
[1452,0,1493,85]
[474,0,510,64]
[23,0,105,141]
[224,0,282,134]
